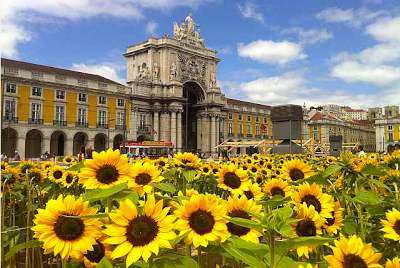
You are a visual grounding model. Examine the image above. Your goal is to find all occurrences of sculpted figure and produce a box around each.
[210,71,216,88]
[153,62,160,79]
[170,62,177,80]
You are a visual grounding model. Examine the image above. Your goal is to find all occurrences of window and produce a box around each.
[247,116,251,122]
[228,113,233,120]
[56,90,65,99]
[388,125,393,130]
[256,125,260,136]
[238,114,242,121]
[78,108,86,124]
[313,125,318,131]
[264,118,268,123]
[256,117,259,122]
[78,93,87,102]
[139,114,146,128]
[313,132,318,141]
[239,124,243,135]
[55,106,65,121]
[6,83,16,93]
[228,122,233,134]
[32,87,42,96]
[98,110,107,125]
[99,96,107,105]
[117,98,125,107]
[388,132,394,142]
[31,103,41,120]
[117,112,125,127]
[5,100,16,119]
[247,124,251,135]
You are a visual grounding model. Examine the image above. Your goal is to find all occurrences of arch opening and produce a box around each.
[94,133,107,152]
[73,132,88,156]
[25,129,43,158]
[113,134,124,150]
[1,128,18,158]
[50,131,66,156]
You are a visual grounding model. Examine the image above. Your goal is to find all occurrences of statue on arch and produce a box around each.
[173,13,203,46]
[183,13,200,35]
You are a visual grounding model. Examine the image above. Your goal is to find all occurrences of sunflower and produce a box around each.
[323,199,343,236]
[281,159,315,181]
[128,161,164,196]
[291,203,324,258]
[175,194,228,248]
[31,195,103,260]
[83,239,112,268]
[79,149,132,189]
[255,174,265,184]
[225,195,262,243]
[41,161,55,170]
[241,183,264,201]
[265,162,274,170]
[263,178,292,198]
[385,258,400,268]
[173,152,201,169]
[155,157,169,168]
[63,155,76,166]
[298,264,318,268]
[243,156,254,165]
[230,158,239,165]
[201,163,212,175]
[211,165,220,175]
[104,196,176,266]
[249,164,259,175]
[62,171,77,188]
[1,161,9,170]
[381,208,400,243]
[19,160,37,175]
[49,166,66,183]
[258,158,266,167]
[324,235,383,268]
[217,163,251,195]
[27,167,44,183]
[251,153,260,161]
[1,167,20,190]
[292,182,334,220]
[326,156,337,165]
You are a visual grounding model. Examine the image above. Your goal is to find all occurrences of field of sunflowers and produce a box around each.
[1,149,400,268]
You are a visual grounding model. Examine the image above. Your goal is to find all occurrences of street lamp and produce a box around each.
[107,118,115,149]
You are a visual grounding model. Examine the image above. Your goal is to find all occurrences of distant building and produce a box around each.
[368,107,383,120]
[375,109,400,152]
[384,106,399,119]
[341,107,368,120]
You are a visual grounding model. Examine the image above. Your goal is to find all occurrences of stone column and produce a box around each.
[197,114,202,150]
[153,110,160,141]
[159,112,166,142]
[43,137,51,156]
[165,111,171,142]
[177,110,182,150]
[130,108,138,140]
[17,136,25,159]
[65,138,73,156]
[171,111,177,148]
[210,115,216,155]
[216,116,220,145]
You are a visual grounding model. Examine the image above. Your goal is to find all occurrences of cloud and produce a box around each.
[315,7,389,28]
[218,46,232,55]
[238,1,265,24]
[238,40,307,65]
[1,0,216,58]
[365,16,400,43]
[71,63,126,84]
[145,21,158,35]
[281,28,333,45]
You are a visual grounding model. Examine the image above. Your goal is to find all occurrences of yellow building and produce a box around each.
[374,114,400,152]
[1,58,130,158]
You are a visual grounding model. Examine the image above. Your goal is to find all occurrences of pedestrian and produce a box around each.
[14,151,20,161]
[355,145,366,158]
[85,145,93,159]
[394,143,400,152]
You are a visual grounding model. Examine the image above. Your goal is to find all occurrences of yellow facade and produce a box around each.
[43,88,54,123]
[66,91,77,124]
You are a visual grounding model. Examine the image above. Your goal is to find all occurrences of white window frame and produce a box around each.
[5,83,17,94]
[256,125,260,136]
[228,113,233,120]
[139,113,146,128]
[78,93,87,102]
[238,114,242,121]
[77,108,87,124]
[117,98,125,107]
[247,123,251,134]
[98,110,107,125]
[56,90,65,100]
[55,105,65,122]
[30,102,42,120]
[98,96,107,105]
[228,122,233,134]
[4,99,16,119]
[239,124,243,135]
[116,112,125,127]
[32,86,42,97]
[247,116,251,122]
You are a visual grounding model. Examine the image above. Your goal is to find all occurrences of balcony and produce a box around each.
[255,134,261,138]
[97,123,108,129]
[3,116,18,123]
[228,133,234,137]
[75,122,89,128]
[246,134,253,138]
[137,126,150,134]
[238,133,244,138]
[28,118,43,124]
[115,125,125,130]
[53,120,67,126]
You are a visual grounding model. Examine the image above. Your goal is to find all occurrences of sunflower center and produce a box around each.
[66,175,74,184]
[223,172,241,189]
[343,254,368,268]
[227,210,251,236]
[189,210,215,235]
[289,168,304,181]
[270,186,285,197]
[203,168,209,173]
[54,215,85,241]
[267,164,272,169]
[135,173,152,185]
[296,218,317,237]
[65,158,71,163]
[394,220,400,235]
[85,242,105,263]
[326,211,335,226]
[96,164,119,184]
[251,167,257,173]
[126,215,159,247]
[244,190,254,200]
[301,194,322,213]
[242,166,248,171]
[53,171,63,180]
[213,169,218,174]
[159,161,166,166]
[181,159,190,164]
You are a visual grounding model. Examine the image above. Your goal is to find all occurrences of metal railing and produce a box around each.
[3,116,18,123]
[75,122,89,128]
[28,118,43,124]
[97,123,108,129]
[137,126,150,134]
[53,120,67,126]
[115,125,125,130]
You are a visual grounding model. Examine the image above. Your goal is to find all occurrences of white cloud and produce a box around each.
[281,28,333,45]
[71,63,126,84]
[365,16,400,43]
[218,46,232,55]
[145,21,158,35]
[238,1,265,24]
[315,7,389,28]
[1,0,216,58]
[238,40,307,65]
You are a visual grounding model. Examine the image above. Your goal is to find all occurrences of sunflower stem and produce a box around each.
[269,233,275,268]
[222,255,227,265]
[185,245,191,257]
[183,174,187,196]
[107,196,113,213]
[355,181,366,240]
[62,258,69,268]
[197,247,201,266]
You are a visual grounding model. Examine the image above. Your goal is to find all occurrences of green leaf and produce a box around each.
[152,254,200,268]
[153,183,177,193]
[344,219,358,236]
[322,165,342,178]
[277,224,295,238]
[371,179,392,192]
[352,192,381,206]
[97,257,113,268]
[361,165,386,177]
[222,243,267,268]
[258,195,290,207]
[62,213,109,219]
[229,236,269,252]
[113,189,139,204]
[67,162,85,172]
[182,170,196,182]
[5,240,41,260]
[226,217,263,232]
[83,183,128,202]
[280,237,333,250]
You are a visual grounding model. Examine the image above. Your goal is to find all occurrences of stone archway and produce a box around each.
[182,81,205,152]
[50,131,66,156]
[25,129,43,158]
[94,133,107,152]
[73,132,88,155]
[113,134,124,150]
[1,128,18,158]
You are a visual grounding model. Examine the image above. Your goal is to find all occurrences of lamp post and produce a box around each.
[107,118,115,149]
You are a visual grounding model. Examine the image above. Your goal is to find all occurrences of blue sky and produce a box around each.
[2,0,400,109]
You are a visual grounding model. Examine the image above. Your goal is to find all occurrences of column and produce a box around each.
[210,116,216,155]
[202,116,210,155]
[153,110,159,141]
[43,137,51,155]
[165,112,171,142]
[130,108,138,140]
[197,115,202,150]
[171,111,177,148]
[216,116,220,145]
[17,136,25,159]
[177,110,182,150]
[65,138,73,156]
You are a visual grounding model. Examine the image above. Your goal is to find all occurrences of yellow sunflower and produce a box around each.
[225,195,262,243]
[128,161,164,196]
[155,157,169,168]
[83,238,112,268]
[79,149,132,189]
[1,161,9,170]
[281,159,315,181]
[263,178,292,198]
[249,164,259,175]
[251,153,260,161]
[49,166,66,183]
[243,156,254,165]
[323,199,343,236]
[175,194,228,248]
[385,258,400,268]
[1,167,20,190]
[291,203,324,258]
[241,182,264,201]
[31,195,103,260]
[217,163,251,195]
[211,164,220,175]
[326,156,337,165]
[381,208,400,243]
[63,155,76,166]
[200,163,212,175]
[104,195,176,266]
[324,235,383,268]
[19,160,37,175]
[173,152,201,169]
[41,161,55,171]
[27,167,44,183]
[61,171,78,188]
[292,182,334,220]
